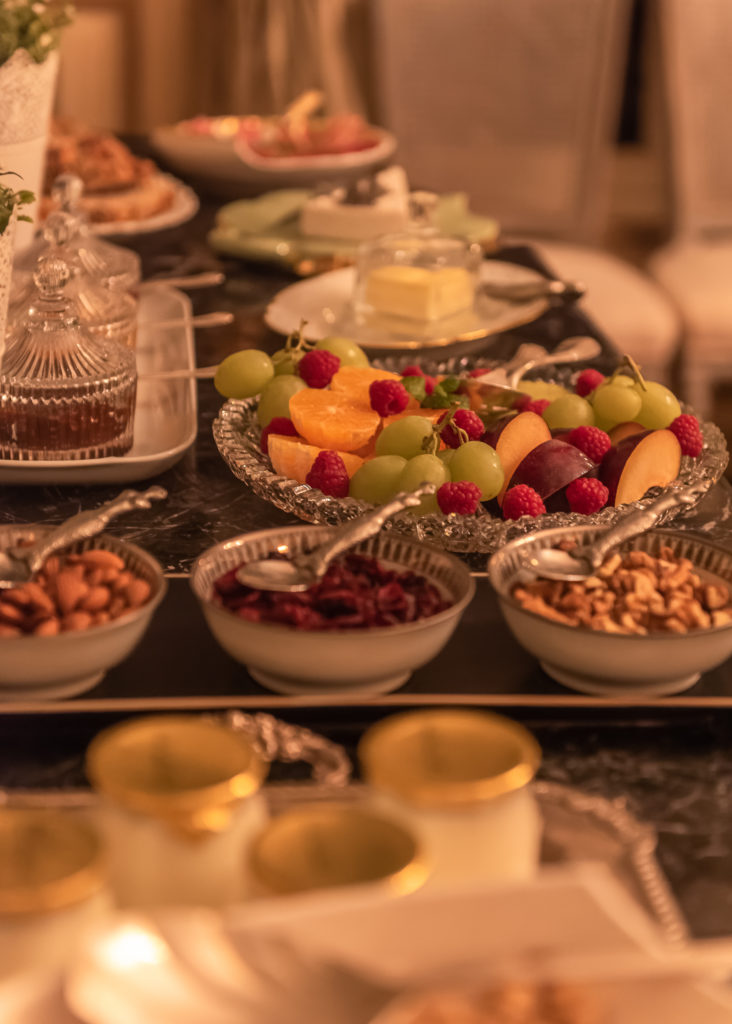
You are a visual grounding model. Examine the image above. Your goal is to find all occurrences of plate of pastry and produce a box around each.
[42,120,199,235]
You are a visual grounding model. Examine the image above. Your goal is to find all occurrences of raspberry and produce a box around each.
[305,451,350,497]
[565,425,611,463]
[669,413,703,457]
[436,481,481,515]
[260,416,298,453]
[440,408,485,448]
[298,349,340,388]
[401,365,424,377]
[369,379,410,416]
[423,375,437,395]
[575,368,605,397]
[502,485,546,520]
[566,476,609,515]
[517,397,551,416]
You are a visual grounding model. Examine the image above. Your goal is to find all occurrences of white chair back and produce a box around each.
[371,0,634,244]
[653,0,732,238]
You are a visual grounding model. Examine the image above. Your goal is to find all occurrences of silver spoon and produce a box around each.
[235,484,436,592]
[0,486,167,588]
[524,484,703,582]
[480,277,585,304]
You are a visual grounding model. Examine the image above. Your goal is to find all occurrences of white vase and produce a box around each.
[0,49,59,252]
[0,208,16,362]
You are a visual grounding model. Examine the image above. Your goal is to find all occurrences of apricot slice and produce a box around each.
[267,434,364,484]
[484,411,552,505]
[330,365,402,406]
[289,389,380,452]
[600,429,682,506]
[608,421,646,444]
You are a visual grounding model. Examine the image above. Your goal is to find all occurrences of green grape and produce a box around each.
[374,415,435,459]
[611,374,637,387]
[315,336,370,367]
[449,441,504,500]
[256,375,307,427]
[272,348,298,376]
[591,381,642,428]
[397,454,450,514]
[516,379,571,402]
[214,349,274,399]
[634,381,682,429]
[439,448,456,471]
[349,456,407,504]
[542,394,595,431]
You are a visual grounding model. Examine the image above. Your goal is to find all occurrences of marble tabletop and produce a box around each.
[1,198,732,941]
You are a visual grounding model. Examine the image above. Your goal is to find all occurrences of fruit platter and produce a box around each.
[212,332,729,555]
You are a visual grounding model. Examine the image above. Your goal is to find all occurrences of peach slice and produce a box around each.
[268,434,364,484]
[484,411,552,505]
[600,429,682,506]
[330,365,403,406]
[509,439,595,511]
[289,389,381,452]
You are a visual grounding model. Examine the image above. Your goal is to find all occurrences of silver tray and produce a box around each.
[212,360,728,554]
[0,710,686,945]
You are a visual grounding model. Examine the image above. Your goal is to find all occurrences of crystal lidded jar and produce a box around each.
[11,209,138,350]
[0,255,137,460]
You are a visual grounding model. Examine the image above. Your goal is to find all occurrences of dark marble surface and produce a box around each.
[2,195,732,942]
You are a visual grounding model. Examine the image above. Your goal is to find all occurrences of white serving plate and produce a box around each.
[89,175,199,237]
[0,286,198,485]
[264,261,550,350]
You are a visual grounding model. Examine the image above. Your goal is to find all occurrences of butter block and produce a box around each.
[300,166,410,241]
[364,265,475,321]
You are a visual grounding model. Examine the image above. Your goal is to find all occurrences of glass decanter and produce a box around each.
[353,191,482,325]
[0,256,137,461]
[11,211,139,350]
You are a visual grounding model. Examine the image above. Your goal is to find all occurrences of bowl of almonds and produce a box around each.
[0,527,166,700]
[488,527,732,697]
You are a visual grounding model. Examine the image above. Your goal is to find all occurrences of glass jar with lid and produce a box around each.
[353,191,482,331]
[11,211,138,350]
[0,809,110,979]
[359,710,542,888]
[86,714,270,907]
[0,256,137,461]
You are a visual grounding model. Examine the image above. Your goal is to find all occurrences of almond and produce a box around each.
[125,578,151,609]
[78,549,126,571]
[55,570,89,615]
[80,586,112,612]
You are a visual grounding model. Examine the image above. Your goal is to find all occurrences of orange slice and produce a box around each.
[289,389,380,452]
[330,365,403,407]
[268,434,364,484]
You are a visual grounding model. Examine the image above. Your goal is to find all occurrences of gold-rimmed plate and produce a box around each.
[263,262,550,351]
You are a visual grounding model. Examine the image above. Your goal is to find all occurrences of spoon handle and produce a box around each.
[302,484,436,579]
[23,487,167,575]
[506,335,601,389]
[588,482,704,571]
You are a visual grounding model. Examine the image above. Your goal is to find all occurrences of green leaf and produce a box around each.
[401,374,426,404]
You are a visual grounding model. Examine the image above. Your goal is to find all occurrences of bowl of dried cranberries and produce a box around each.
[191,526,475,695]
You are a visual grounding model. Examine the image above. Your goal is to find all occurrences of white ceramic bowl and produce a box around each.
[488,527,732,697]
[149,124,397,197]
[0,527,166,701]
[191,526,475,696]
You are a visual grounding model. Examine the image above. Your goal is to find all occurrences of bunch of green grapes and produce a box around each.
[349,415,503,513]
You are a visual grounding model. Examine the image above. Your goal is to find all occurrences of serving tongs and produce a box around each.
[0,487,167,588]
[459,335,603,419]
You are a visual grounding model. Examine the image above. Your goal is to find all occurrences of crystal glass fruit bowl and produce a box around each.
[212,364,729,556]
